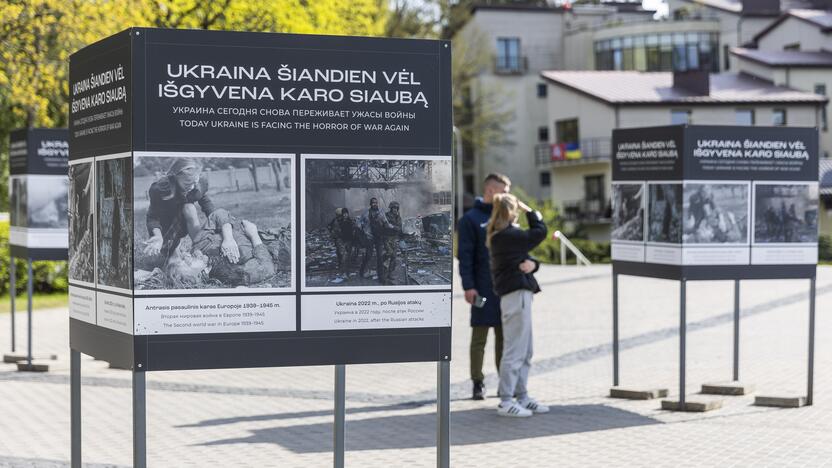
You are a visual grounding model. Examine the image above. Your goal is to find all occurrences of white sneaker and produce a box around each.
[518,397,550,414]
[497,400,533,418]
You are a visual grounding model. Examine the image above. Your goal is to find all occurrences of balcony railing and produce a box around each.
[561,198,611,224]
[493,55,528,75]
[535,137,612,167]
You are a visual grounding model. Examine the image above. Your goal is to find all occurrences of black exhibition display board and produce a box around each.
[8,128,69,260]
[68,28,453,371]
[611,124,819,280]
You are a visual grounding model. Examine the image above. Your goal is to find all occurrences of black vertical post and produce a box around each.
[10,259,15,352]
[334,365,345,468]
[437,360,450,468]
[133,371,147,468]
[733,279,740,382]
[612,273,620,387]
[71,349,81,468]
[26,259,32,367]
[679,279,687,407]
[807,276,816,406]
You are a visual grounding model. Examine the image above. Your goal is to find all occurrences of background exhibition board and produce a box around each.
[611,125,818,280]
[68,28,453,371]
[8,128,69,260]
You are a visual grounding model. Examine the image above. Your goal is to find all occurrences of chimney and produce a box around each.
[741,0,780,16]
[673,70,710,96]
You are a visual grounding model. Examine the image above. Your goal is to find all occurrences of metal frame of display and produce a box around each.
[611,262,817,408]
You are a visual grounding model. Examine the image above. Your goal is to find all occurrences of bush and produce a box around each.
[0,220,68,296]
[820,235,832,262]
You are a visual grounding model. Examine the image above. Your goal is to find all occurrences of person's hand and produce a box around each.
[519,259,536,274]
[518,200,533,213]
[222,237,240,264]
[464,289,478,305]
[143,233,163,256]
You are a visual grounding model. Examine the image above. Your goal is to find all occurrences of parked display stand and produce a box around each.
[4,128,68,371]
[68,28,453,467]
[609,125,819,411]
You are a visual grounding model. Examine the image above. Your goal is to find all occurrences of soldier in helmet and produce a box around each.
[328,207,358,275]
[381,201,415,285]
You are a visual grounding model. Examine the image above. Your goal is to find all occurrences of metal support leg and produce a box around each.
[26,259,32,367]
[10,260,15,352]
[133,371,147,468]
[807,277,816,406]
[679,280,687,407]
[733,279,740,382]
[613,273,619,387]
[334,365,345,468]
[437,360,450,468]
[71,350,81,468]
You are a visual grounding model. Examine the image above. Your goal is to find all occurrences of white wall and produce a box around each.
[757,17,830,51]
[617,104,818,128]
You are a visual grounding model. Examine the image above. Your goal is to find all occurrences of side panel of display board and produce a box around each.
[68,31,135,362]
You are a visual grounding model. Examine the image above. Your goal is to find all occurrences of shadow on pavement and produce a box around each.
[198,404,660,452]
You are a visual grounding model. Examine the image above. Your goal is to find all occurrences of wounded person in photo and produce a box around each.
[683,184,748,244]
[134,156,291,290]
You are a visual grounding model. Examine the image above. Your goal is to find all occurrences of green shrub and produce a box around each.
[0,220,68,296]
[820,235,832,262]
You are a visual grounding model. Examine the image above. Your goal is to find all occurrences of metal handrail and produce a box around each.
[553,230,592,266]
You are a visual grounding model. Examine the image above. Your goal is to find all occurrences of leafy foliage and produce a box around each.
[0,220,67,296]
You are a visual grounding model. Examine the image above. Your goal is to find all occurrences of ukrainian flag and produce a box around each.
[565,142,582,160]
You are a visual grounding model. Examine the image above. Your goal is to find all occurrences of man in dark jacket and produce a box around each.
[457,173,510,400]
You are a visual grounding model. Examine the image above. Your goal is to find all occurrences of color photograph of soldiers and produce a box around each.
[648,183,682,243]
[304,157,452,288]
[682,183,748,244]
[132,155,293,291]
[754,184,819,243]
[611,183,644,242]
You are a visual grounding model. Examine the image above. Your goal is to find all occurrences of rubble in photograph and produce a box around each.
[305,158,452,287]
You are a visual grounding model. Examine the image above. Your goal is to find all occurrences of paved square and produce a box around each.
[1,265,830,466]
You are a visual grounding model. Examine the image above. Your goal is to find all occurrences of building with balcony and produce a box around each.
[455,3,655,203]
[540,69,826,241]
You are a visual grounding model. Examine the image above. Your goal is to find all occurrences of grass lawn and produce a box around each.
[0,292,68,314]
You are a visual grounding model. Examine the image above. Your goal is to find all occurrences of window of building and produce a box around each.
[723,44,731,70]
[772,109,787,126]
[671,109,691,125]
[537,83,547,98]
[555,118,579,144]
[584,174,605,207]
[538,126,549,142]
[463,174,474,195]
[816,84,828,131]
[784,42,800,51]
[540,171,551,187]
[593,32,719,72]
[496,37,521,71]
[736,109,754,126]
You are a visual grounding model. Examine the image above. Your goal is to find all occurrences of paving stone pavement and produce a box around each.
[0,265,831,467]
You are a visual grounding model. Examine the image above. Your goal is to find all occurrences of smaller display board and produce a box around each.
[611,125,818,280]
[8,128,69,260]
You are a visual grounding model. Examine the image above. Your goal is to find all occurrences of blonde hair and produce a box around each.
[486,193,519,248]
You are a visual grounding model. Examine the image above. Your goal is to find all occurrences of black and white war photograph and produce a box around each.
[69,163,94,283]
[97,158,133,290]
[754,183,819,244]
[682,183,749,244]
[611,183,644,242]
[26,176,69,229]
[304,156,452,289]
[647,183,682,244]
[9,177,26,228]
[133,154,293,292]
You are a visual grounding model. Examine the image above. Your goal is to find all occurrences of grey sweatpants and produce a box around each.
[498,289,534,402]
